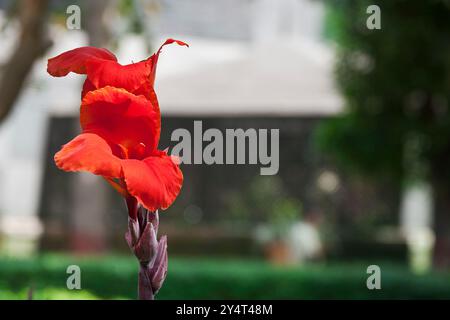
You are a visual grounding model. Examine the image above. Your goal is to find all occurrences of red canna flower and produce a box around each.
[47,39,188,215]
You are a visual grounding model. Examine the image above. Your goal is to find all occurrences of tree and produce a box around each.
[0,0,51,123]
[317,0,450,266]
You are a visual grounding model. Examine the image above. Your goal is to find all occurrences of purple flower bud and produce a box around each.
[134,222,158,265]
[126,217,140,247]
[138,266,154,300]
[124,208,168,299]
[138,206,148,228]
[151,235,168,293]
[148,210,159,234]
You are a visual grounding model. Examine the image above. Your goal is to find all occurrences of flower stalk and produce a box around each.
[125,198,168,300]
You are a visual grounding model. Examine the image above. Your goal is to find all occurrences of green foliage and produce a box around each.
[317,0,450,181]
[118,0,144,34]
[1,254,450,299]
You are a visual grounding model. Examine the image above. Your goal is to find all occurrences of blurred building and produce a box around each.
[0,0,402,258]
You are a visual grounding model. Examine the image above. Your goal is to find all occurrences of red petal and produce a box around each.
[121,152,183,211]
[81,78,96,99]
[150,38,189,86]
[84,58,153,99]
[82,38,188,100]
[82,63,161,134]
[54,133,122,178]
[47,47,117,77]
[104,177,128,197]
[81,87,160,156]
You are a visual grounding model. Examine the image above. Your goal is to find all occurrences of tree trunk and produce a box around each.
[0,0,51,123]
[84,0,115,47]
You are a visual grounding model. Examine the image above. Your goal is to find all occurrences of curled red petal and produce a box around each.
[47,46,117,77]
[54,133,122,178]
[81,86,160,156]
[81,38,188,101]
[150,38,189,86]
[121,152,183,212]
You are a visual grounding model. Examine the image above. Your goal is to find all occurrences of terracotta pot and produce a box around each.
[265,241,292,265]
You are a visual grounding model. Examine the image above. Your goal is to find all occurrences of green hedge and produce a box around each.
[1,254,450,299]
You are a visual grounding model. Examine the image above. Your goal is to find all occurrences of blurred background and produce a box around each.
[0,0,450,299]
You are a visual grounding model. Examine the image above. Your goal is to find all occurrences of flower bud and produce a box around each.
[134,222,158,265]
[151,235,168,293]
[148,210,159,235]
[126,217,140,247]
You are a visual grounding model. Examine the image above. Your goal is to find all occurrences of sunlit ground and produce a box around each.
[1,254,450,299]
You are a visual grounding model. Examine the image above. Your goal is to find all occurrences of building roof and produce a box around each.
[155,36,343,117]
